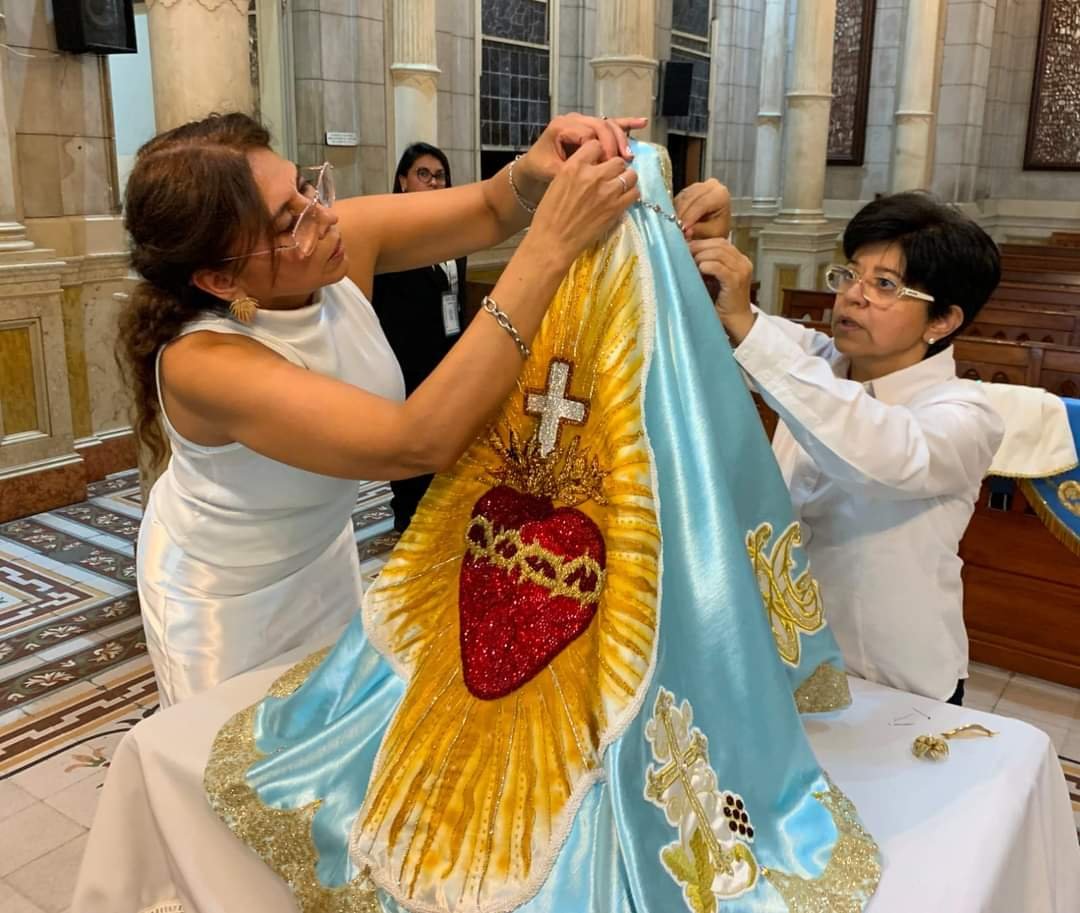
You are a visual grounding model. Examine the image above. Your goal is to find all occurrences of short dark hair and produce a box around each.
[842,191,1001,352]
[392,142,452,193]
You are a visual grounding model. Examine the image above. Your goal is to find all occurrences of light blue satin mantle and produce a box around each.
[239,142,865,912]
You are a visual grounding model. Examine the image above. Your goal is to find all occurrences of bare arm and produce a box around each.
[336,114,646,292]
[161,142,641,480]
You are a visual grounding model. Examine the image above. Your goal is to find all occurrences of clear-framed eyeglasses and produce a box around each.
[220,163,336,263]
[824,264,935,308]
[413,166,447,186]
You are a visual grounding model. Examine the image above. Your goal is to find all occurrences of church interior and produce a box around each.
[0,0,1078,911]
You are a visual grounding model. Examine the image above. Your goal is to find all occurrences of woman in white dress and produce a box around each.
[120,112,732,707]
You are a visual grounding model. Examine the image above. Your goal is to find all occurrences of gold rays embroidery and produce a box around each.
[746,522,824,667]
[644,688,759,912]
[356,222,660,913]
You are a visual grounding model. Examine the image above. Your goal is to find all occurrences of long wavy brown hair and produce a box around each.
[118,112,275,468]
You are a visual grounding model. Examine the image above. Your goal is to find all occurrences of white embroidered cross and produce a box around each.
[646,690,736,877]
[525,359,588,458]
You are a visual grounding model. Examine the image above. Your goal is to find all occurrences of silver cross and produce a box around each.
[525,359,588,458]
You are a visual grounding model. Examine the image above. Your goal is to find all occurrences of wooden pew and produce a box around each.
[961,484,1080,688]
[993,281,1080,310]
[1050,231,1080,249]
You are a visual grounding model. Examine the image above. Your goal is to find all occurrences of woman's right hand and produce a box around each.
[526,140,639,267]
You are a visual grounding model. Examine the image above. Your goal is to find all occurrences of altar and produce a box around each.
[72,636,1080,913]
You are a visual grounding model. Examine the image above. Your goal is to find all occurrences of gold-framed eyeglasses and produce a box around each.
[413,166,447,185]
[220,163,335,263]
[824,264,935,308]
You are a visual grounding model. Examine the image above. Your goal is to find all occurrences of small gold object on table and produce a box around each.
[912,723,997,761]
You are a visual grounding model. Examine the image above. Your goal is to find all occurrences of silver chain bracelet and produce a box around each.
[508,155,538,215]
[481,294,531,360]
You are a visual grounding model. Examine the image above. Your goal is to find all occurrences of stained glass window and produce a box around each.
[673,0,710,38]
[480,0,551,176]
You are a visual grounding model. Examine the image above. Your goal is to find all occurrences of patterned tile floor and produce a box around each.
[0,471,1076,911]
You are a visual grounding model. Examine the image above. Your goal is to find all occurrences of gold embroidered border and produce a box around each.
[204,649,383,913]
[1019,479,1080,559]
[794,663,852,714]
[762,777,881,913]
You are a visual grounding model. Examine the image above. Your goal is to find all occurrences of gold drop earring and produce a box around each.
[229,295,259,324]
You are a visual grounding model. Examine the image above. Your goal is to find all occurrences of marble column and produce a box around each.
[756,0,839,313]
[778,0,837,222]
[0,7,33,251]
[751,0,787,212]
[390,0,440,162]
[591,0,657,139]
[891,0,943,192]
[145,0,254,132]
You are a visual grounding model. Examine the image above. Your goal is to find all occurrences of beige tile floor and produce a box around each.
[1,661,1078,912]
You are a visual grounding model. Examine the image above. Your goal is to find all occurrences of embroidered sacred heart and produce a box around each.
[459,485,606,699]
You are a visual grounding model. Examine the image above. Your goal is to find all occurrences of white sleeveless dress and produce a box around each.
[138,278,405,707]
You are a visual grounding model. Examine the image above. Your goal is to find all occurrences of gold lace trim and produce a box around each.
[204,648,383,913]
[762,777,881,913]
[794,662,851,714]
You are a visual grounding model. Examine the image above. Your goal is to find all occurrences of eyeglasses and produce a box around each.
[824,264,935,308]
[413,166,447,185]
[220,163,336,263]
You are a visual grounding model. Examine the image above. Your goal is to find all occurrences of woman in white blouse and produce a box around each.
[691,192,1005,703]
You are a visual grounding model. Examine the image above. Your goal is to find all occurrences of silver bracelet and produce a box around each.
[508,155,538,215]
[481,294,531,360]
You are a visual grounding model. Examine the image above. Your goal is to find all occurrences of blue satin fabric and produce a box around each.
[244,141,859,911]
[608,142,844,910]
[1025,397,1080,551]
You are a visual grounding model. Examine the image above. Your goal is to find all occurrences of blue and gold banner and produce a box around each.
[1023,397,1080,557]
[204,142,876,913]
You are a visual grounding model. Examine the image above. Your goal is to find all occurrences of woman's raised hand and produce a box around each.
[525,140,640,267]
[514,113,648,199]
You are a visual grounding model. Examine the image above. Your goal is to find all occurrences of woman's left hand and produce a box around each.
[675,178,732,241]
[689,237,757,344]
[515,113,649,198]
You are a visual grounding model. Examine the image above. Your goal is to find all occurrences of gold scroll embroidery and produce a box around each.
[1058,480,1080,518]
[746,522,824,667]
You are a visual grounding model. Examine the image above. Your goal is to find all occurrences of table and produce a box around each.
[72,639,1080,913]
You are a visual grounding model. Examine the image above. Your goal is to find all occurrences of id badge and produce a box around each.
[442,293,461,337]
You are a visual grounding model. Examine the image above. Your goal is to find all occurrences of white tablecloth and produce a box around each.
[72,638,1080,913]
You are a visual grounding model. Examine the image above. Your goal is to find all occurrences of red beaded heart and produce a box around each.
[459,485,606,700]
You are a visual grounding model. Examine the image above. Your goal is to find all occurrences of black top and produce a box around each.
[371,257,468,395]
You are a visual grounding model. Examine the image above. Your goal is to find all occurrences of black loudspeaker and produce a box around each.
[54,0,137,54]
[660,61,694,117]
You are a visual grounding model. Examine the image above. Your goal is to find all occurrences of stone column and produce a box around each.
[755,0,840,313]
[0,7,32,251]
[145,0,254,132]
[390,0,440,162]
[751,0,787,212]
[891,0,943,192]
[591,0,657,138]
[778,0,837,222]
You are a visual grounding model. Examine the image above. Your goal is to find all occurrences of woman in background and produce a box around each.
[371,143,470,531]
